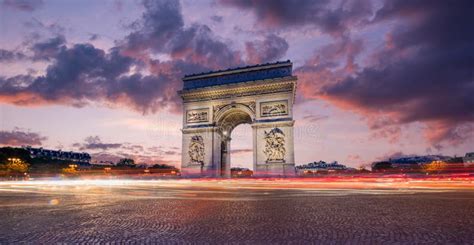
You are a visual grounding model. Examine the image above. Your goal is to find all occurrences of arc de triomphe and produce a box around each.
[178,60,296,177]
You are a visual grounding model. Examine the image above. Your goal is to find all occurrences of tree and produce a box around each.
[371,161,393,171]
[116,158,136,167]
[423,161,447,174]
[62,164,78,175]
[151,163,175,169]
[4,158,29,178]
[0,147,31,164]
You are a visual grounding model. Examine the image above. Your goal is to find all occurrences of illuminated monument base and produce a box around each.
[178,61,297,177]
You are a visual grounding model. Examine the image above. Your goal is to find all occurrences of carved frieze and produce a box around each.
[213,102,256,121]
[188,135,205,165]
[186,108,209,123]
[260,100,288,117]
[263,128,286,162]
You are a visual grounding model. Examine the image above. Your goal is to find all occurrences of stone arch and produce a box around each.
[214,103,255,135]
[179,60,297,177]
[213,104,255,177]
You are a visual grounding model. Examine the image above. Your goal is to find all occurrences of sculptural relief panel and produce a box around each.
[263,128,286,162]
[260,100,288,117]
[188,135,205,165]
[186,108,209,123]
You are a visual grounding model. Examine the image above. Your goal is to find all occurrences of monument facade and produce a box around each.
[178,60,297,177]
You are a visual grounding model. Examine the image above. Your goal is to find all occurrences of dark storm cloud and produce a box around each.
[245,34,289,64]
[2,0,43,12]
[121,0,241,68]
[115,0,242,111]
[122,0,184,54]
[0,42,182,113]
[217,0,372,36]
[298,0,474,145]
[0,44,127,101]
[0,129,46,146]
[0,0,244,114]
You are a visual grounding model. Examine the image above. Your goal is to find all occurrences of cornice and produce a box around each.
[179,76,297,102]
[251,120,295,128]
[182,126,220,134]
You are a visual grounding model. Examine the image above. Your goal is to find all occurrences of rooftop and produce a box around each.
[181,60,293,90]
[183,60,291,80]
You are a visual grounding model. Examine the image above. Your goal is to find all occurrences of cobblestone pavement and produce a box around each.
[0,181,473,244]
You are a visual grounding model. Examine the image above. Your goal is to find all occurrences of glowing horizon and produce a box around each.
[0,0,472,169]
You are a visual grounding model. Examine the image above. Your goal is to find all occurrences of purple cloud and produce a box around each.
[0,129,46,146]
[245,34,289,64]
[0,0,243,114]
[297,0,474,145]
[73,136,122,151]
[217,0,372,36]
[30,35,66,61]
[0,49,26,62]
[121,0,241,68]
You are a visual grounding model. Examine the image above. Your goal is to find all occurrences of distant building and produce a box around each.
[23,146,91,164]
[296,161,348,174]
[230,167,253,177]
[385,155,451,169]
[371,155,462,171]
[464,152,474,165]
[392,155,450,164]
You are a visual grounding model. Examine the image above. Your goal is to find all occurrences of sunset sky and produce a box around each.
[0,0,472,169]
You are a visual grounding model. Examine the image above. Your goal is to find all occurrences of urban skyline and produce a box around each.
[1,1,473,243]
[1,0,472,169]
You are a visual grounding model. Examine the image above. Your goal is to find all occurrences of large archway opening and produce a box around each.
[215,106,253,177]
[230,124,253,176]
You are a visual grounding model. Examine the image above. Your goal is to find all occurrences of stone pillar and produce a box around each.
[252,120,296,177]
[181,126,222,177]
[221,137,231,178]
